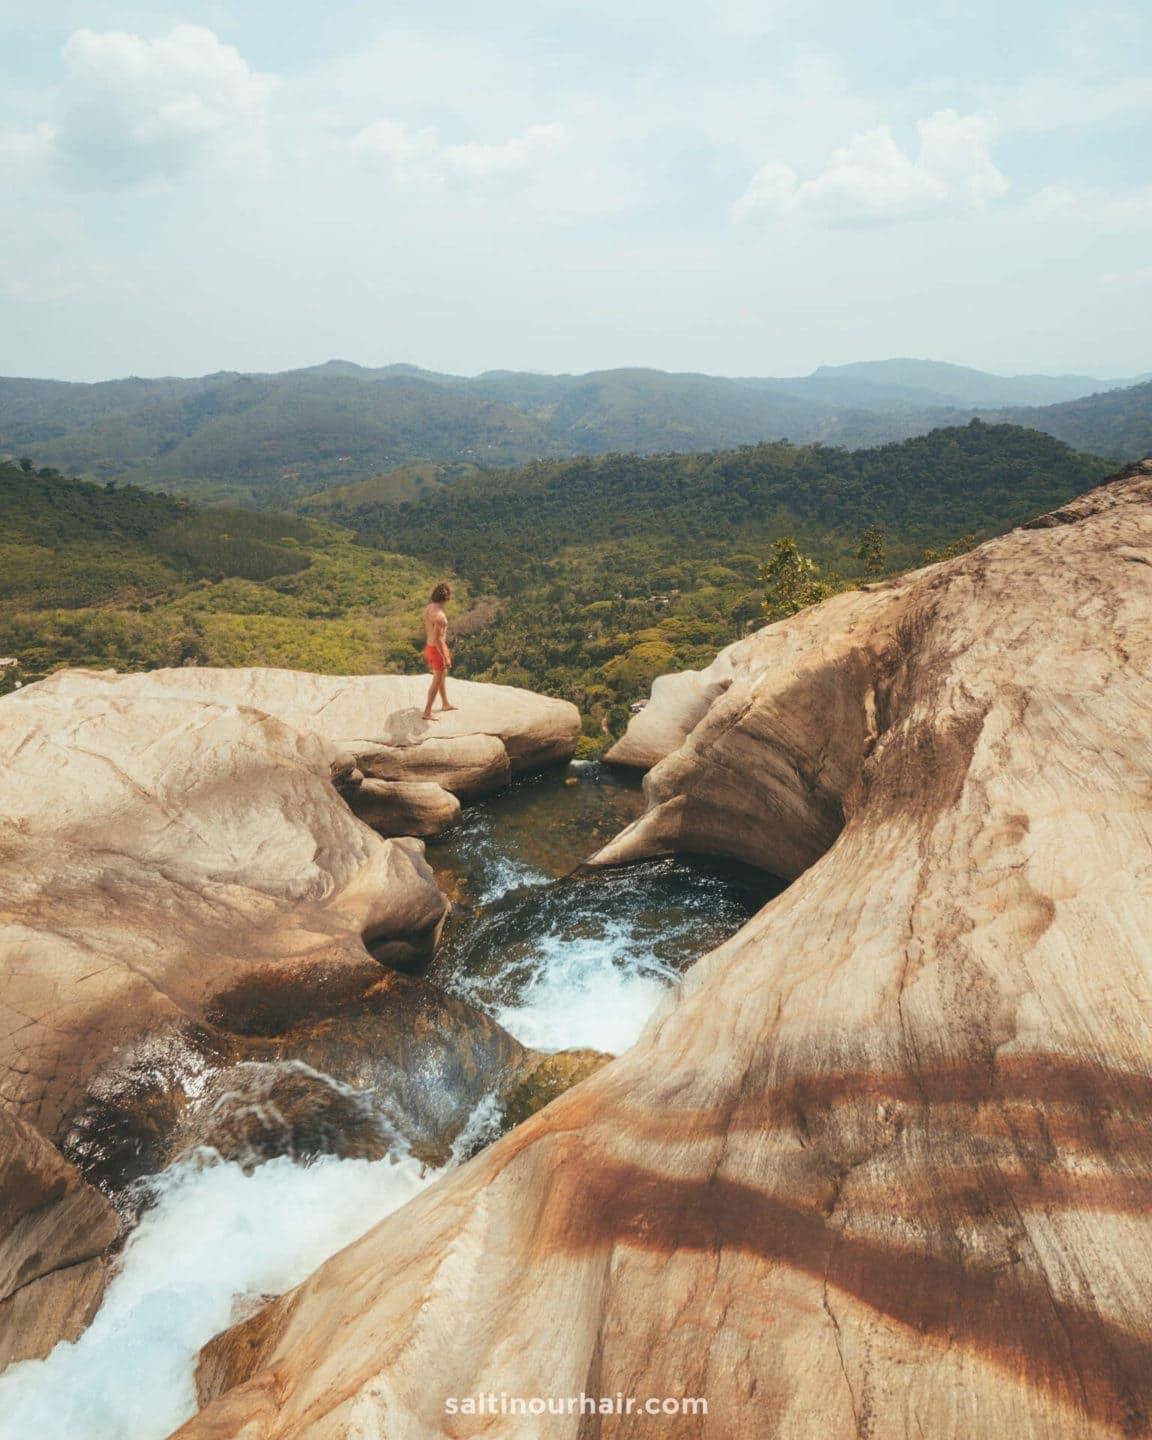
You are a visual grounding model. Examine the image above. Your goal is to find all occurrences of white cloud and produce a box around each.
[52,25,274,188]
[1024,184,1080,217]
[733,110,1008,223]
[349,118,568,193]
[1099,264,1152,291]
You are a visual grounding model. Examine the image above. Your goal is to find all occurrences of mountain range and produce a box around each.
[1,357,1148,505]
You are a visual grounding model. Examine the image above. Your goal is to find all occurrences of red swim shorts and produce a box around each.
[424,644,446,671]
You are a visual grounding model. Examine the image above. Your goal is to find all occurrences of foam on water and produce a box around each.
[488,923,679,1054]
[436,853,771,1058]
[0,770,773,1440]
[473,852,547,906]
[0,1149,432,1440]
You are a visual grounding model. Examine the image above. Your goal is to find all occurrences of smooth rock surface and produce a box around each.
[0,1110,119,1368]
[0,678,445,1143]
[40,666,581,803]
[342,778,463,838]
[180,464,1152,1440]
[597,583,907,877]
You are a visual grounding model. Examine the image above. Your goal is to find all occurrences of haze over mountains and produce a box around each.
[1,357,1148,506]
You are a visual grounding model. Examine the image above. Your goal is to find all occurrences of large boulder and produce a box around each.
[0,1111,119,1369]
[179,463,1152,1439]
[597,583,908,878]
[0,678,445,1145]
[40,666,582,811]
[0,665,583,1373]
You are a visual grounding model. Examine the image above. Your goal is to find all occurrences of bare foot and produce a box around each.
[422,712,440,722]
[440,704,459,712]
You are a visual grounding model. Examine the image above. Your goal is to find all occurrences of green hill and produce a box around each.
[329,422,1113,736]
[3,360,1143,506]
[0,425,1120,736]
[985,380,1152,462]
[0,459,444,690]
[341,421,1111,576]
[799,358,1115,408]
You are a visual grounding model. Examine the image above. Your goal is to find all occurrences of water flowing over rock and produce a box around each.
[180,464,1152,1439]
[170,1061,402,1171]
[0,666,579,1368]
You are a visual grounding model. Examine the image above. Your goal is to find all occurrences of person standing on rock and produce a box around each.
[422,582,457,721]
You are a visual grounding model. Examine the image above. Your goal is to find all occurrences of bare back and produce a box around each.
[423,603,447,647]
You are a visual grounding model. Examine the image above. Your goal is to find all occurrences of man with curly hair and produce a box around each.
[422,582,457,721]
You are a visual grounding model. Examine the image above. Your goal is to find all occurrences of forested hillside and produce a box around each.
[987,379,1152,462]
[332,422,1112,736]
[2,360,1143,505]
[0,460,442,690]
[0,426,1116,735]
[341,422,1108,579]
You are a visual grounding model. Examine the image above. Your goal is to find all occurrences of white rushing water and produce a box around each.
[0,1148,433,1440]
[490,922,678,1054]
[437,843,680,1055]
[1,775,762,1440]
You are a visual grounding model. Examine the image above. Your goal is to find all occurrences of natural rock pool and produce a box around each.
[426,761,781,1055]
[0,760,780,1440]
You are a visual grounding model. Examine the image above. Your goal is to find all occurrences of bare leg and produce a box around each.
[439,672,457,711]
[423,673,441,720]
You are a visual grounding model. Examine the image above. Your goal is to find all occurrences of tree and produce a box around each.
[759,538,833,621]
[922,533,977,564]
[856,525,886,578]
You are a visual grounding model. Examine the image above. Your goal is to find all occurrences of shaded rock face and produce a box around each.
[180,465,1152,1440]
[0,1111,119,1369]
[340,777,463,838]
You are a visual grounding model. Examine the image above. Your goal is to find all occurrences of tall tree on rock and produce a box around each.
[760,537,833,621]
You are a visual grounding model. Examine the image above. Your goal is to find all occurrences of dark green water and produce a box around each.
[425,762,783,1054]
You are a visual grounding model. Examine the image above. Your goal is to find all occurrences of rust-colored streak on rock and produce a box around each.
[166,465,1152,1440]
[552,1159,1150,1434]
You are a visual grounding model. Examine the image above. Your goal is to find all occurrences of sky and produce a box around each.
[1,0,1150,381]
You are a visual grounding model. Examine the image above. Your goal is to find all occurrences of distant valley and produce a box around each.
[1,357,1147,506]
[1,424,1113,738]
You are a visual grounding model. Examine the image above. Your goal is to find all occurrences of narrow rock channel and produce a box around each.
[0,751,777,1440]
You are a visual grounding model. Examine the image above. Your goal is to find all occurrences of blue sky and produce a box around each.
[1,0,1149,380]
